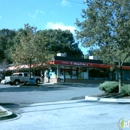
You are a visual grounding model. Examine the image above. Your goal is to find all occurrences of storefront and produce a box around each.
[5,56,130,83]
[43,56,130,83]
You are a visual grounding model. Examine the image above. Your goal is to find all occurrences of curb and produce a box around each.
[0,106,17,120]
[85,96,130,103]
[29,99,85,107]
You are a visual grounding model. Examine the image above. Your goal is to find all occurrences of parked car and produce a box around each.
[9,72,42,85]
[1,79,6,84]
[1,76,10,84]
[0,77,2,82]
[0,74,3,82]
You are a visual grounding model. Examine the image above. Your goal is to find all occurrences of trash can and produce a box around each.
[29,78,36,84]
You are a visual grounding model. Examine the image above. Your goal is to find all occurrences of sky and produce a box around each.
[0,0,87,54]
[0,0,86,33]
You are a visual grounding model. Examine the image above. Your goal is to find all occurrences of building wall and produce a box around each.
[43,65,112,83]
[44,65,130,83]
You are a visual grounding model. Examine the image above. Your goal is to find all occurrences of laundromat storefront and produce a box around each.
[47,56,130,83]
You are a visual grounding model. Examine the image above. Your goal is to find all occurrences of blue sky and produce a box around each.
[0,0,86,33]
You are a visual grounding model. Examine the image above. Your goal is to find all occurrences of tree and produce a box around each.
[37,29,83,57]
[11,24,36,64]
[10,24,52,76]
[0,29,16,63]
[76,0,130,93]
[10,25,82,70]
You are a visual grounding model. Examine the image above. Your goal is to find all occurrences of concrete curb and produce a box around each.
[0,106,17,120]
[85,96,130,103]
[29,99,85,107]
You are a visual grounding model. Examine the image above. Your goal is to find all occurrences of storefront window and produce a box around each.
[64,67,88,79]
[89,68,109,79]
[72,67,78,79]
[59,66,89,80]
[65,67,71,79]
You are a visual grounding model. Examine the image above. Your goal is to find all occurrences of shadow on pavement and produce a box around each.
[0,83,99,92]
[0,86,69,92]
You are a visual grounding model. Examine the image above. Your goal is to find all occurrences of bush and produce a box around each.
[99,81,130,95]
[121,84,130,96]
[99,81,119,93]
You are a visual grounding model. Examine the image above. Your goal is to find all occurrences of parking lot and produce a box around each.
[0,83,101,104]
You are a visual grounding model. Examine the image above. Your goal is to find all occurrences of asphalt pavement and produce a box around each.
[1,100,130,130]
[0,83,101,104]
[0,83,130,130]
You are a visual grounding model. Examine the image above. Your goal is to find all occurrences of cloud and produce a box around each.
[28,13,36,18]
[29,10,44,18]
[36,10,44,14]
[61,0,70,6]
[45,22,76,33]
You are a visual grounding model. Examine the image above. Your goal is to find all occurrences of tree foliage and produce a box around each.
[10,24,83,66]
[10,24,51,66]
[76,0,130,92]
[0,25,83,67]
[36,29,82,57]
[0,29,16,63]
[0,24,82,70]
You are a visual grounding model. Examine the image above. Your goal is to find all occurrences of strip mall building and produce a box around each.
[5,55,130,83]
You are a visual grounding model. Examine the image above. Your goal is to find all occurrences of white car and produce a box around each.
[1,79,6,84]
[1,76,10,84]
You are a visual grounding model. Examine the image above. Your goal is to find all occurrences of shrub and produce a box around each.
[99,81,130,95]
[121,84,130,96]
[99,81,119,93]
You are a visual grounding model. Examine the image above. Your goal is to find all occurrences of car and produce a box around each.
[1,79,6,84]
[0,74,3,82]
[9,72,42,85]
[1,76,10,84]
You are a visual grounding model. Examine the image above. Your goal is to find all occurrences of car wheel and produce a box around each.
[14,80,20,85]
[9,82,14,85]
[36,79,40,84]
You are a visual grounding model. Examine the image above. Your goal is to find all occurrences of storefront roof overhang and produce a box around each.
[52,56,130,70]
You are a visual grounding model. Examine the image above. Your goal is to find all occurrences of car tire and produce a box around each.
[9,82,14,85]
[36,79,40,84]
[14,80,20,85]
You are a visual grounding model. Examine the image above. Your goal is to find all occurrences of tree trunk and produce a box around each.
[29,59,32,79]
[118,62,122,93]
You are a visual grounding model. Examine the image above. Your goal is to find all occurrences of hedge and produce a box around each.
[122,84,130,96]
[99,81,119,93]
[99,81,130,95]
